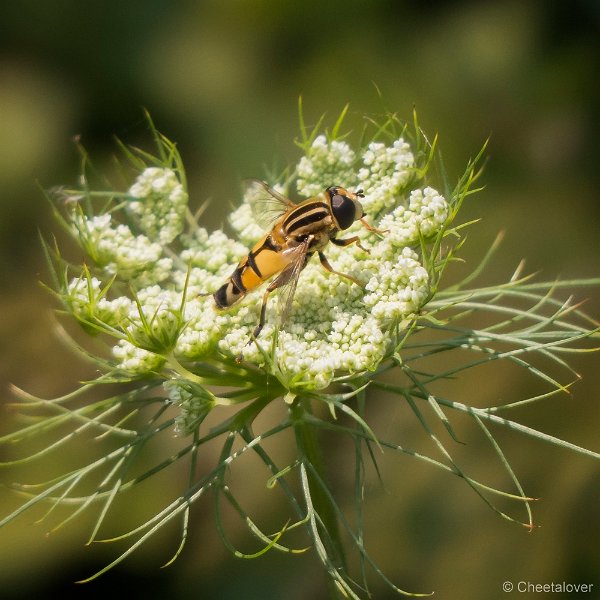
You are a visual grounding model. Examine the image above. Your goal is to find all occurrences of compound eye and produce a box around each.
[331,193,356,230]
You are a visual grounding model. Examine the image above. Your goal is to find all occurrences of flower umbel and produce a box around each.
[128,166,188,244]
[1,109,598,598]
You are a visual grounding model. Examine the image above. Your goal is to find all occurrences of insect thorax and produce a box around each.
[281,201,333,238]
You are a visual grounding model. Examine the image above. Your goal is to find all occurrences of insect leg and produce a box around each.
[318,251,363,287]
[331,235,370,253]
[360,217,388,235]
[252,289,271,341]
[253,264,298,338]
[236,264,299,363]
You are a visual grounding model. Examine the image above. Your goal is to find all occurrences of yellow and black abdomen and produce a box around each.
[213,234,290,309]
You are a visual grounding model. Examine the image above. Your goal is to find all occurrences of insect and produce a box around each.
[213,179,385,354]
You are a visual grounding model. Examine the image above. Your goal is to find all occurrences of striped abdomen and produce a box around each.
[213,234,291,309]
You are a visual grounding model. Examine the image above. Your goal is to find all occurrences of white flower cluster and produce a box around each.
[74,213,172,285]
[210,223,436,389]
[128,167,188,244]
[67,135,449,390]
[109,286,183,372]
[228,202,264,246]
[164,380,215,436]
[113,339,165,374]
[181,228,247,274]
[295,135,414,215]
[124,286,183,346]
[67,275,131,326]
[357,139,415,214]
[297,135,357,196]
[176,297,229,358]
[199,188,445,389]
[276,301,389,390]
[377,187,449,251]
[363,247,430,322]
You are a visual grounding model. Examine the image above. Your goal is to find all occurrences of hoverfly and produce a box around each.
[213,179,384,353]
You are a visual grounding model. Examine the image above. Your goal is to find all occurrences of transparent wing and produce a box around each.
[276,238,311,329]
[244,179,295,230]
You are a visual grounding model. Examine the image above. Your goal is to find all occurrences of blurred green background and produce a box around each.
[1,1,598,598]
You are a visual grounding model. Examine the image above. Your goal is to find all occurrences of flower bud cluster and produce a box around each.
[64,137,448,390]
[73,213,172,285]
[128,167,188,244]
[164,380,215,436]
[113,339,165,374]
[357,139,415,214]
[297,135,357,197]
[66,275,131,326]
[376,186,449,251]
[123,286,183,352]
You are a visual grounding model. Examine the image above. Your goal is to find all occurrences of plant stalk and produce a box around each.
[292,399,346,599]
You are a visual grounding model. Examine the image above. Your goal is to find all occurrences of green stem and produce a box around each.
[292,399,346,599]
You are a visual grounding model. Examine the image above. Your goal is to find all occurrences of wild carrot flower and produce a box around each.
[1,108,598,598]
